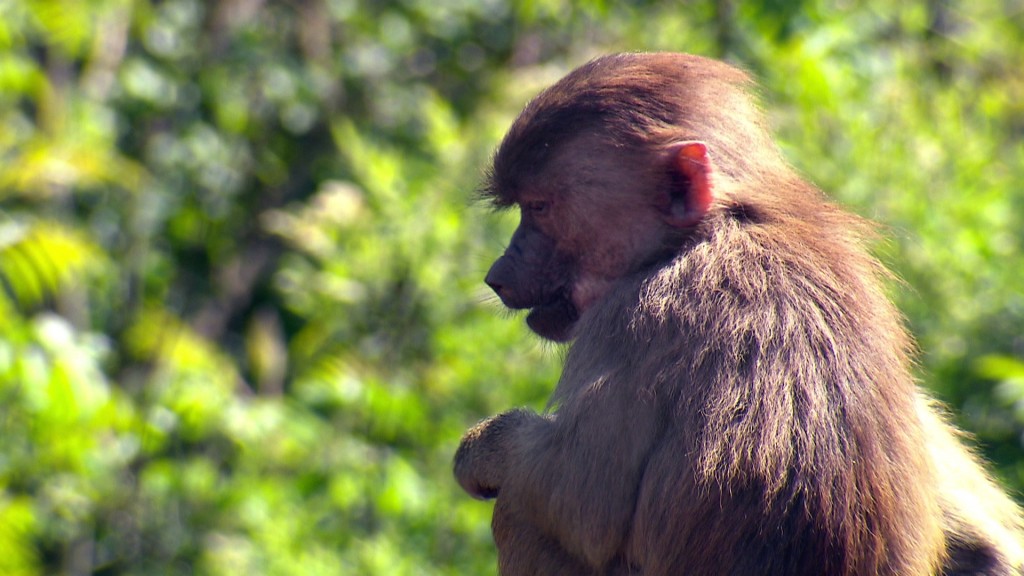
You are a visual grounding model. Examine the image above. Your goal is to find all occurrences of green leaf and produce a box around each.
[0,220,102,308]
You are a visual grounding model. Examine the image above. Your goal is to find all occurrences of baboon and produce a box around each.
[454,52,1024,575]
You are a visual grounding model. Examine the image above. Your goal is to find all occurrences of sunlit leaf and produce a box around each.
[0,220,101,307]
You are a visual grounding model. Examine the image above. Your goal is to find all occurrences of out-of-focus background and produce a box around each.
[0,0,1022,574]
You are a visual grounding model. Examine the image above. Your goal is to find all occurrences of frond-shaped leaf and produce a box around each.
[0,220,103,308]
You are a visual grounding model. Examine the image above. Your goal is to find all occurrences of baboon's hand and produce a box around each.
[454,409,534,500]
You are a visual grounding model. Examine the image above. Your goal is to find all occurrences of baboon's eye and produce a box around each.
[524,201,550,216]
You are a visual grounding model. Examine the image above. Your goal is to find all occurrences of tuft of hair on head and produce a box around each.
[482,53,788,211]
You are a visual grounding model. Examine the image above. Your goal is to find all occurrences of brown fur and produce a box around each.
[455,52,1024,575]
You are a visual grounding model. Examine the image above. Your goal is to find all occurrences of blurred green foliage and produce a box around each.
[0,0,1022,573]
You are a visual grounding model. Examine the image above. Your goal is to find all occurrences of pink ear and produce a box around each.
[663,141,714,229]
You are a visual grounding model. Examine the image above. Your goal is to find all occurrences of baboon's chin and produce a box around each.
[526,297,578,342]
